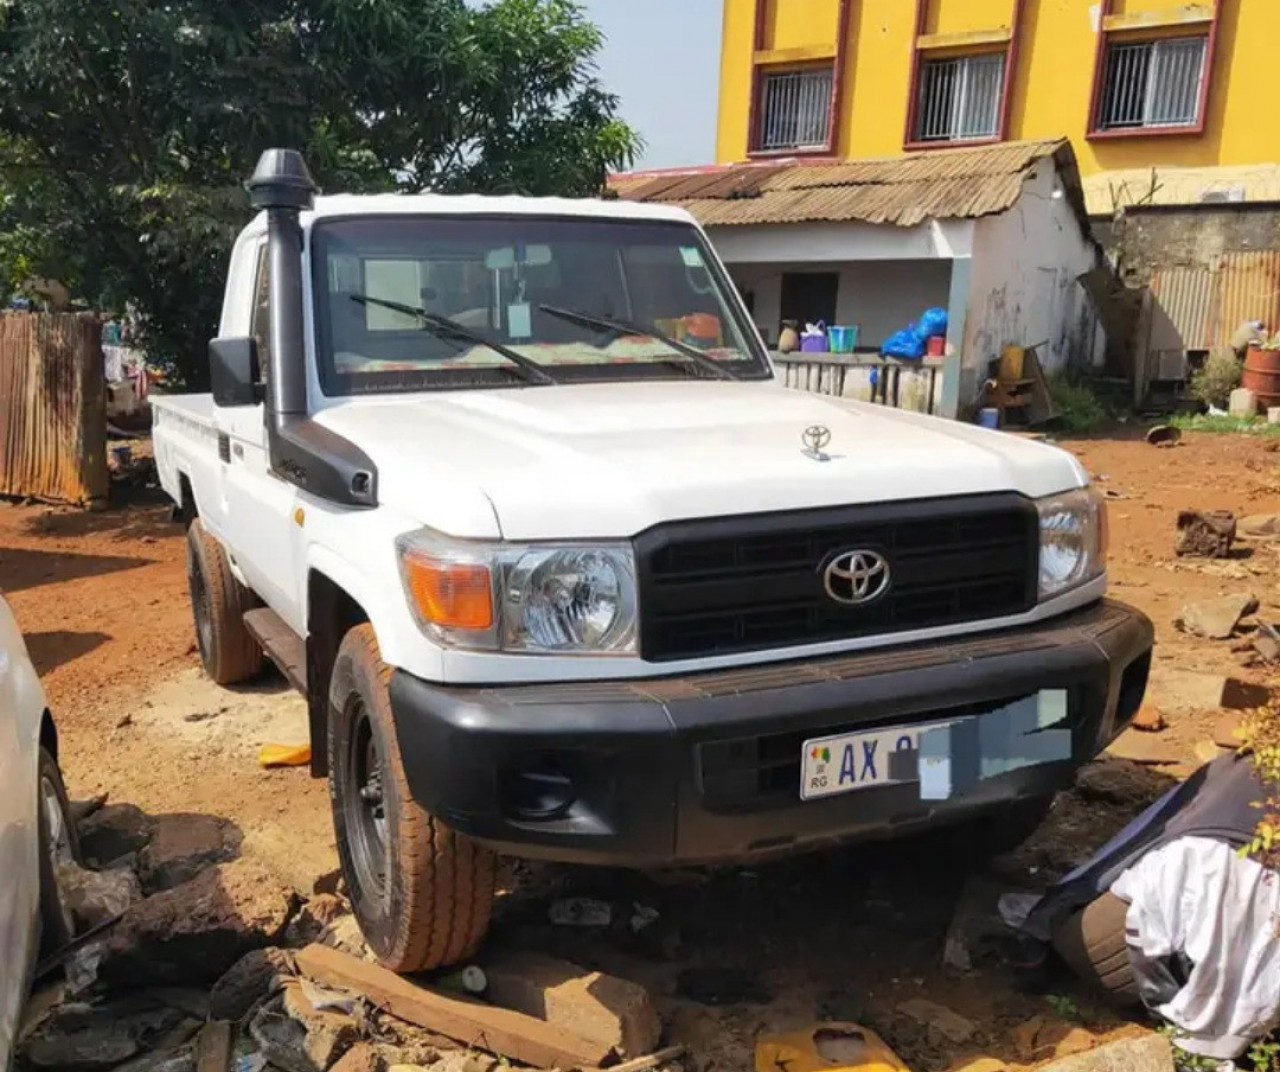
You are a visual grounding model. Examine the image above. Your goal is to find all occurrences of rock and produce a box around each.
[484,951,661,1058]
[330,1043,384,1072]
[138,815,236,893]
[1129,705,1166,733]
[19,998,184,1070]
[1105,729,1186,766]
[248,987,358,1072]
[1147,669,1270,713]
[1175,592,1257,639]
[101,859,299,987]
[70,793,110,825]
[1229,387,1258,418]
[1174,510,1236,558]
[1074,759,1168,807]
[1254,623,1280,662]
[59,862,143,929]
[79,803,154,868]
[940,874,1017,974]
[284,894,349,947]
[1222,678,1271,709]
[1212,712,1247,750]
[1036,1032,1172,1072]
[317,915,374,961]
[1194,740,1230,765]
[209,947,297,1021]
[1011,1016,1044,1060]
[1047,1026,1097,1059]
[895,998,976,1045]
[1237,514,1280,540]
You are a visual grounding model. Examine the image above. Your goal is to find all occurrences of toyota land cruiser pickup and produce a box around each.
[151,149,1154,973]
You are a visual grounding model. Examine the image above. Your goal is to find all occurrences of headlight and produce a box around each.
[1037,487,1107,600]
[396,529,637,655]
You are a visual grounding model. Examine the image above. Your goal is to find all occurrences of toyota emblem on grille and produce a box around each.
[823,550,891,606]
[801,424,832,461]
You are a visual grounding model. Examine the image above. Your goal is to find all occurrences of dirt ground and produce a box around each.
[3,427,1276,1072]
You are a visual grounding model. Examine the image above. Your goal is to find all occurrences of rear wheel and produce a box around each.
[186,518,263,685]
[37,747,79,955]
[328,623,497,972]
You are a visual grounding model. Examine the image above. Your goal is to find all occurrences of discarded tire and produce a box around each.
[328,623,496,972]
[1051,891,1140,1006]
[186,518,263,686]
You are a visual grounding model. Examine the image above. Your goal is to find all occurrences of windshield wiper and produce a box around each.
[537,304,738,381]
[349,295,556,386]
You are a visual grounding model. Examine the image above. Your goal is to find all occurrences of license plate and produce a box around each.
[800,721,951,801]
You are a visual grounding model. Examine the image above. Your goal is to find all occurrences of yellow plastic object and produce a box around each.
[258,743,312,768]
[756,1024,911,1072]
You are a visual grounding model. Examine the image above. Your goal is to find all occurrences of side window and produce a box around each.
[252,243,271,385]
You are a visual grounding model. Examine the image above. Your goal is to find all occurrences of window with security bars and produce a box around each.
[757,67,834,151]
[915,53,1006,143]
[1097,36,1207,130]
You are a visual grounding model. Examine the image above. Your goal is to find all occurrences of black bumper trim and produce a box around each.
[388,599,1153,867]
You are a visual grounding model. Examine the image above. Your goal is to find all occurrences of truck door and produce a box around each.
[211,239,305,634]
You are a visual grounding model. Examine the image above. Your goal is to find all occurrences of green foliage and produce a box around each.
[1167,413,1280,438]
[1047,375,1109,434]
[0,0,640,385]
[1188,346,1243,409]
[1248,1036,1280,1072]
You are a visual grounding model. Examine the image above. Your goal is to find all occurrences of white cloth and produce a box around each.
[1110,836,1280,1060]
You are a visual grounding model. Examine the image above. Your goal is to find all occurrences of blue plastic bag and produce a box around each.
[916,306,948,340]
[881,325,925,359]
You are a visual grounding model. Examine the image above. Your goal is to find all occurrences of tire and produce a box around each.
[328,623,497,972]
[186,518,263,686]
[37,747,80,955]
[1051,891,1141,1007]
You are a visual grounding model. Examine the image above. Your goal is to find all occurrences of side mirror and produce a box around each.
[210,337,262,407]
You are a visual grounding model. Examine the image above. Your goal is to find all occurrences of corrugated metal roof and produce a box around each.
[1149,251,1280,350]
[1084,164,1280,216]
[610,139,1086,230]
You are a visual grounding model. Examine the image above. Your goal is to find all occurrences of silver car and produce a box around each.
[0,593,77,1069]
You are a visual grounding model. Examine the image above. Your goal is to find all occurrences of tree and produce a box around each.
[0,0,640,385]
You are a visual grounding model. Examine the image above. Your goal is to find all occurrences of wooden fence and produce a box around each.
[0,312,108,506]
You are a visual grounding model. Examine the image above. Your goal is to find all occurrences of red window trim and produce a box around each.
[746,0,854,158]
[1085,0,1222,141]
[902,0,1025,152]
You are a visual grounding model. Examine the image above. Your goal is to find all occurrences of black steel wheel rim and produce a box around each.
[344,698,389,905]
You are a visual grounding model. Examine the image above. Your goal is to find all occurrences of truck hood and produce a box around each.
[314,380,1087,540]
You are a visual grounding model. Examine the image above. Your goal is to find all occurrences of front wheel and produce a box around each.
[37,747,80,955]
[328,623,497,972]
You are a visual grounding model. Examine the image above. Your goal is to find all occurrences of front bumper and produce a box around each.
[388,599,1153,867]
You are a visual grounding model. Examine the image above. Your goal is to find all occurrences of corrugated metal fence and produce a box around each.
[1148,251,1280,352]
[0,312,108,506]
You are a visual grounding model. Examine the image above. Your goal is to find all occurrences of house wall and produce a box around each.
[960,157,1104,409]
[718,0,1270,177]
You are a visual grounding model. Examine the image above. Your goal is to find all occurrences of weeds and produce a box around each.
[1189,347,1243,409]
[1167,414,1280,438]
[1047,375,1109,434]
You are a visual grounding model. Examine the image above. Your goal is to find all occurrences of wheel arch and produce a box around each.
[306,567,371,777]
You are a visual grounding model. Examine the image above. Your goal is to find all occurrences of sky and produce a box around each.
[583,0,723,172]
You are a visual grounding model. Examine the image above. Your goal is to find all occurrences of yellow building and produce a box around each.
[716,0,1274,183]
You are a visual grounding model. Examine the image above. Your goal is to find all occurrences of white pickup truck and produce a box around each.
[152,149,1153,973]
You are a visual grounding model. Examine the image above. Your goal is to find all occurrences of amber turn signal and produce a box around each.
[402,554,493,631]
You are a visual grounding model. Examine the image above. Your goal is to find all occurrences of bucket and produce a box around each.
[800,322,829,354]
[978,408,1000,430]
[828,325,859,353]
[1242,345,1280,408]
[926,335,945,357]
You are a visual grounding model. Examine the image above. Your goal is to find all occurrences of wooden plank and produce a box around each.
[578,1045,687,1072]
[194,1021,234,1072]
[294,944,611,1070]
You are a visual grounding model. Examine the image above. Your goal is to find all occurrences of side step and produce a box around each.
[243,607,307,694]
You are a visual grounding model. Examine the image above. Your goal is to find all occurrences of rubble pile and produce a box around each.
[18,804,675,1072]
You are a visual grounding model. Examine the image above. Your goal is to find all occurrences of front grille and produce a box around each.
[636,494,1039,662]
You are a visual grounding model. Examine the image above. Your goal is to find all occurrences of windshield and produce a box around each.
[310,215,770,395]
